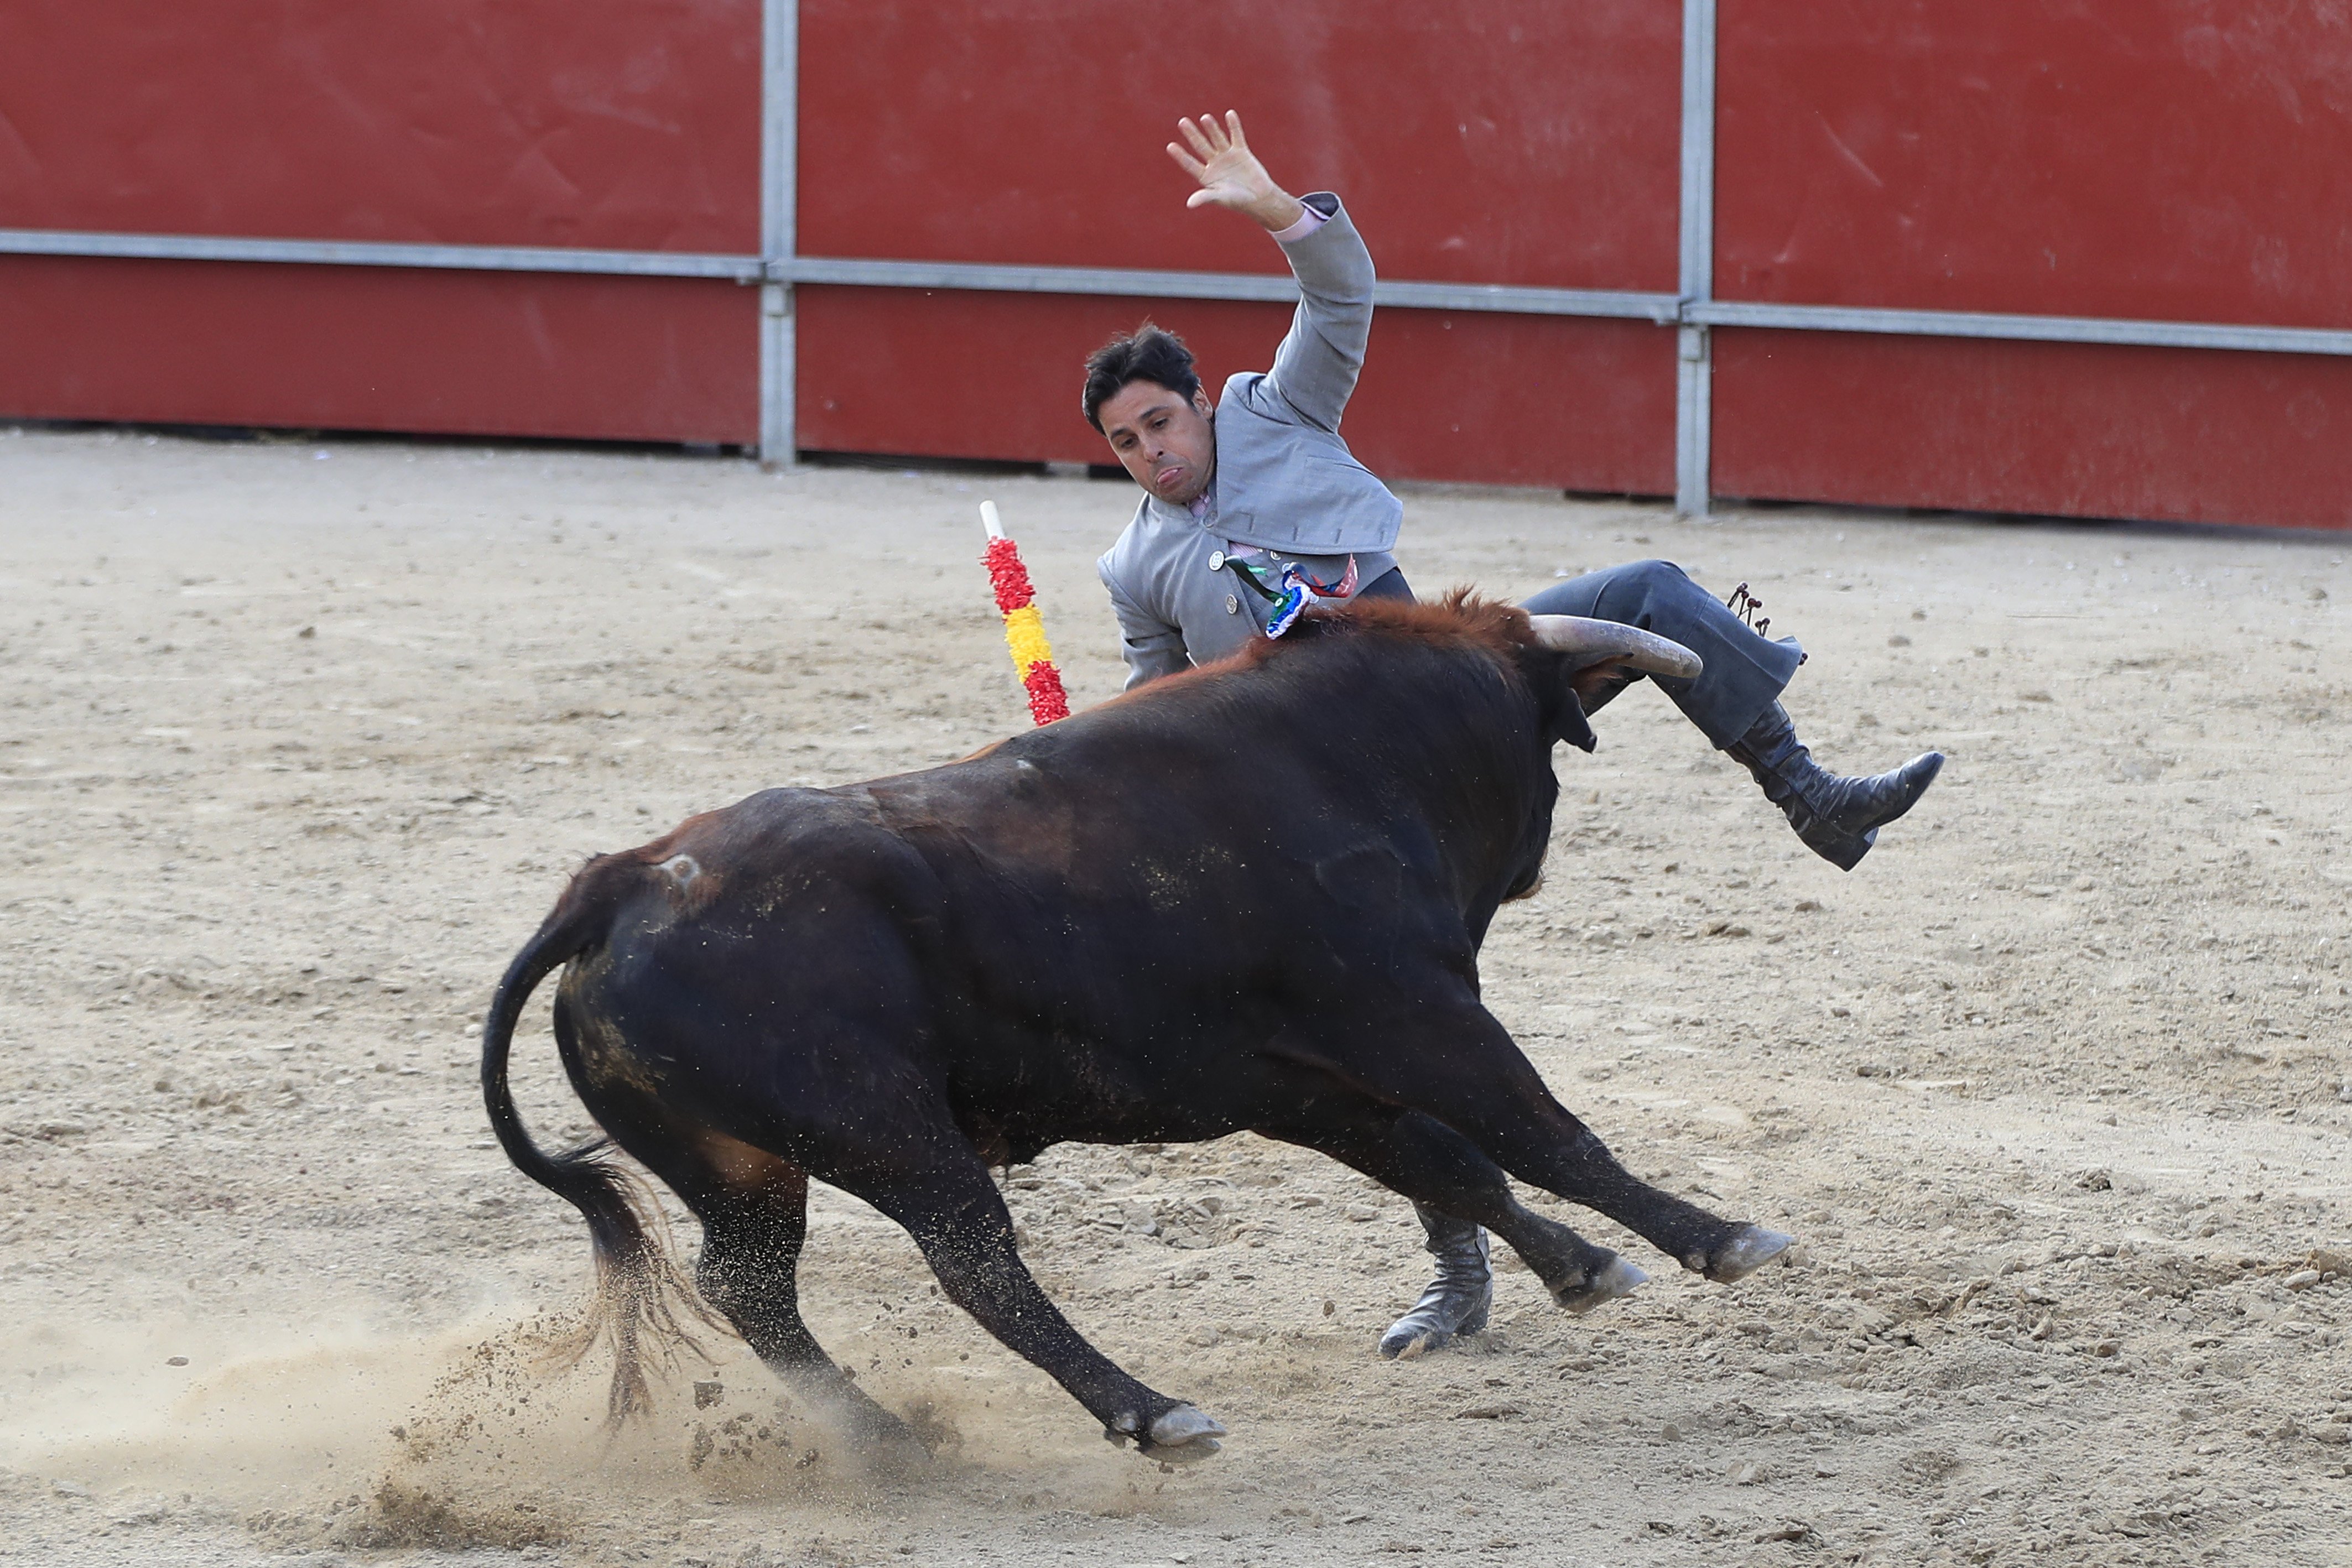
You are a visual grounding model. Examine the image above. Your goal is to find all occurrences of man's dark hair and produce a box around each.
[1082,323,1201,431]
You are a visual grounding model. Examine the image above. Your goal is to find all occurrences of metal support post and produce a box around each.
[758,0,799,467]
[1674,0,1718,518]
[761,281,794,466]
[1676,324,1711,519]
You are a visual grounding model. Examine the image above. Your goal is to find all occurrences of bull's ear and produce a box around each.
[1553,686,1598,753]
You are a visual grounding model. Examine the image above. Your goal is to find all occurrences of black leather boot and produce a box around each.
[1379,1206,1493,1359]
[1725,702,1943,871]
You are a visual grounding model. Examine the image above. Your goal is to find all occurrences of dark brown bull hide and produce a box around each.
[482,593,1791,1462]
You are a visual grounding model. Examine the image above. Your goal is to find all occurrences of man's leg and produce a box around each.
[1359,565,1498,1350]
[1352,566,1414,603]
[1385,1203,1494,1357]
[1521,560,1942,869]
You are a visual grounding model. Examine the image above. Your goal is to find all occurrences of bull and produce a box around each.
[482,594,1793,1462]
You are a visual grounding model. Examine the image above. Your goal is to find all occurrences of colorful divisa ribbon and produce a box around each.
[1230,551,1359,638]
[979,501,1071,726]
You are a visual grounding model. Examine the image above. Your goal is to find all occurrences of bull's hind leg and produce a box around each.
[575,1098,918,1447]
[1333,1002,1792,1285]
[841,1154,1227,1463]
[672,1136,921,1449]
[1262,1104,1651,1320]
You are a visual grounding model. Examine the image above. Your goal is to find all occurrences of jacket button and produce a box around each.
[1209,550,1225,571]
[1225,593,1239,614]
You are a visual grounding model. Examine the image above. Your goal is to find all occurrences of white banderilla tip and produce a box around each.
[979,500,1006,539]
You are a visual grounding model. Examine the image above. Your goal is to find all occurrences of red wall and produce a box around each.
[0,1,761,250]
[793,0,1684,489]
[798,1,1679,292]
[1710,0,2352,528]
[2,1,2344,527]
[0,1,761,439]
[1715,330,2352,532]
[797,288,1675,494]
[0,256,757,444]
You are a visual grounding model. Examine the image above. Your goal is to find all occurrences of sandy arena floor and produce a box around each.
[2,427,2348,1567]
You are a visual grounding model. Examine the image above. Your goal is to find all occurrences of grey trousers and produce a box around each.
[1520,560,1803,748]
[1363,560,1797,748]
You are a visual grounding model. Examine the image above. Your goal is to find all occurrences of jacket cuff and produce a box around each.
[1268,200,1331,245]
[1271,192,1342,244]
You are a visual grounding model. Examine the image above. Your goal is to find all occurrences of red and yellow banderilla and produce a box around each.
[979,501,1071,726]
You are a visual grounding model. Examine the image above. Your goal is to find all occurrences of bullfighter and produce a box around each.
[1087,112,1942,1359]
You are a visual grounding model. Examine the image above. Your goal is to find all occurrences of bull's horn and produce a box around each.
[1526,614,1704,680]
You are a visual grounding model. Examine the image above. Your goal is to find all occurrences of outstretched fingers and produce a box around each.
[1167,111,1280,217]
[1168,118,1222,189]
[1178,114,1222,159]
[1168,111,1247,177]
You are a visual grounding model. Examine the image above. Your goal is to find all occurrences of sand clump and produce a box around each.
[0,428,2348,1564]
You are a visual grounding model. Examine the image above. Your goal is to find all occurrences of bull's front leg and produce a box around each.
[854,1161,1228,1462]
[1339,1002,1793,1285]
[1536,1117,1794,1283]
[1262,1105,1652,1319]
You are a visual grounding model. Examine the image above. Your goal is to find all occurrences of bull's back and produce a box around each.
[543,779,1224,1145]
[858,721,1450,1029]
[579,684,1458,1011]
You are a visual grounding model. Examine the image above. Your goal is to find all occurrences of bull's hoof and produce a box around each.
[832,1401,939,1475]
[1135,1404,1226,1463]
[1703,1226,1795,1284]
[789,1367,933,1460]
[1550,1254,1649,1315]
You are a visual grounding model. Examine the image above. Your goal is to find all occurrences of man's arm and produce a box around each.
[1165,112,1369,434]
[1099,558,1191,690]
[1261,196,1371,433]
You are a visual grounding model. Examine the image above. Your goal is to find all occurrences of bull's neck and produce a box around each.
[1285,645,1552,910]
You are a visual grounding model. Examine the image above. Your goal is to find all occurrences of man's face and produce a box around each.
[1096,379,1216,508]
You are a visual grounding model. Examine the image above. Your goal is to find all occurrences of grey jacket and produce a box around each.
[1097,194,1402,689]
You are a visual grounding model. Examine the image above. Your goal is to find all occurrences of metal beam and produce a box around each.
[758,0,799,466]
[1674,0,1718,518]
[0,227,761,280]
[1690,299,2352,358]
[12,224,2347,355]
[0,226,1682,320]
[779,254,1680,320]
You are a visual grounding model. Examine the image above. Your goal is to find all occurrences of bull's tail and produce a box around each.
[480,879,725,1423]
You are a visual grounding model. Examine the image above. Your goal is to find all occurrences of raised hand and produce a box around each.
[1164,111,1305,233]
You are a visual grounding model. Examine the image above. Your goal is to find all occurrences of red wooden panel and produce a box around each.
[0,257,758,444]
[1350,312,1675,494]
[1712,329,2352,532]
[0,2,759,252]
[1715,1,2352,329]
[798,0,1681,292]
[796,286,1674,493]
